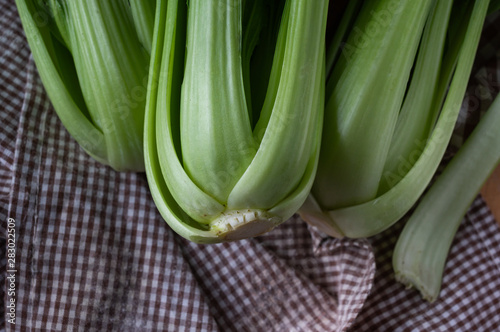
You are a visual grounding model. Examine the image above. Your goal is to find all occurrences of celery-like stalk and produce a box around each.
[145,0,328,243]
[379,0,453,193]
[393,92,500,302]
[15,0,154,172]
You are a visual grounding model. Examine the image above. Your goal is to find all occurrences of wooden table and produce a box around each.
[481,164,500,225]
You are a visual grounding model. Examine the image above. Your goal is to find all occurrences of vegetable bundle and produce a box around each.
[145,0,328,243]
[15,0,156,172]
[300,0,491,238]
[15,0,499,300]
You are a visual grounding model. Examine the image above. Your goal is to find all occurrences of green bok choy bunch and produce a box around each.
[144,0,328,243]
[15,0,155,171]
[299,0,491,238]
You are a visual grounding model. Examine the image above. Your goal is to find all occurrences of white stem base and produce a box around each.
[210,209,281,241]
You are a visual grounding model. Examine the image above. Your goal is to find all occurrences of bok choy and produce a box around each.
[15,0,155,171]
[300,0,490,239]
[144,0,329,243]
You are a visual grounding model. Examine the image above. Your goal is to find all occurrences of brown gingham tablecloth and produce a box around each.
[1,1,500,331]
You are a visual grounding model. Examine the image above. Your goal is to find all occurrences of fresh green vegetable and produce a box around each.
[379,0,453,194]
[299,0,490,238]
[144,0,328,243]
[15,0,155,172]
[393,91,500,302]
[315,0,434,210]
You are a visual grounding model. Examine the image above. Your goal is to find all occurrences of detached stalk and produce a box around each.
[393,92,500,302]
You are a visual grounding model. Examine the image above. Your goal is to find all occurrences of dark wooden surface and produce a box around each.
[481,164,500,225]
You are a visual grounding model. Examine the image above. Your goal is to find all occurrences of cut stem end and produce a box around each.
[210,209,281,241]
[394,272,438,303]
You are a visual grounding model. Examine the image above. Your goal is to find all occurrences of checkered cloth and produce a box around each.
[1,1,499,331]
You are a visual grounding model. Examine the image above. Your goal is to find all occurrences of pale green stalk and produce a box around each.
[180,0,257,204]
[144,0,219,242]
[312,0,434,210]
[379,0,453,193]
[228,0,324,212]
[393,91,500,302]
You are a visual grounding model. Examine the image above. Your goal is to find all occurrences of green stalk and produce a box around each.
[379,0,453,193]
[313,0,434,210]
[327,0,489,238]
[393,92,500,302]
[144,0,220,243]
[16,0,105,160]
[180,0,257,204]
[227,0,326,217]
